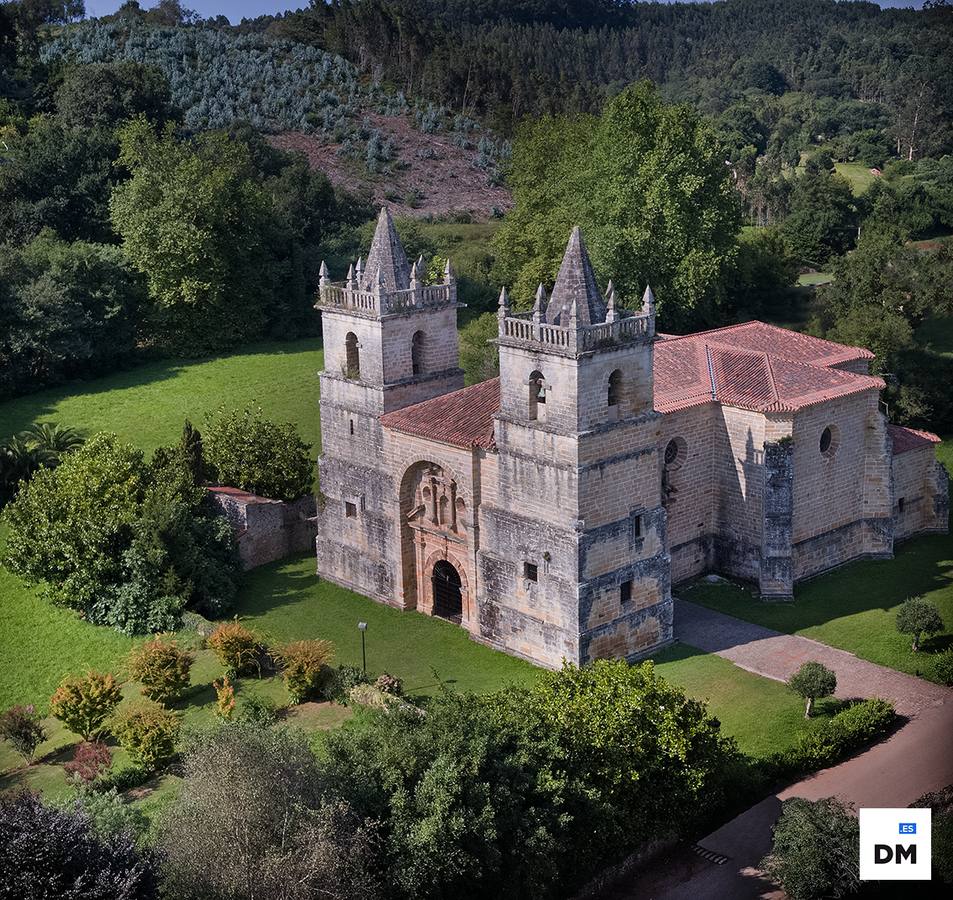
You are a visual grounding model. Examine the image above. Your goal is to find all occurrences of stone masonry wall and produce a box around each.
[208,489,317,570]
[893,446,949,540]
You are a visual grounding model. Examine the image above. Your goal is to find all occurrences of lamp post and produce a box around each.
[358,621,367,674]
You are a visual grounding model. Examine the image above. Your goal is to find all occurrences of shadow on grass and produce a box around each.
[684,533,953,634]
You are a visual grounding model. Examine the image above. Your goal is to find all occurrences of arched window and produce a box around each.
[529,370,546,421]
[345,332,360,380]
[608,369,622,407]
[411,330,425,376]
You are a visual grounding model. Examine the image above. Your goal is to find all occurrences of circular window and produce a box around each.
[819,425,839,458]
[664,437,687,469]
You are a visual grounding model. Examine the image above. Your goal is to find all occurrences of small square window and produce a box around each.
[344,501,357,519]
[620,580,632,604]
[523,562,538,582]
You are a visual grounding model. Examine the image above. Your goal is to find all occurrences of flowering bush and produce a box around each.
[50,671,123,740]
[375,672,403,696]
[110,700,180,770]
[127,638,193,705]
[0,704,46,761]
[276,640,334,704]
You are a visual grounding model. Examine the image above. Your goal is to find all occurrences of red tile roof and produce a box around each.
[663,320,874,367]
[888,424,941,455]
[206,486,279,504]
[381,378,499,450]
[381,322,893,449]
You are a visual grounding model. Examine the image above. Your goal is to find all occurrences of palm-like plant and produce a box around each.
[20,422,85,465]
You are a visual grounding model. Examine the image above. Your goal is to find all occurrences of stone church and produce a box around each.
[314,208,948,669]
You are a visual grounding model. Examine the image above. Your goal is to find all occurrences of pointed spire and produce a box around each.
[546,226,607,326]
[374,265,385,296]
[346,262,355,289]
[443,257,455,285]
[410,258,420,288]
[568,294,579,329]
[642,283,655,316]
[605,279,617,323]
[319,260,329,287]
[355,256,364,283]
[417,253,425,271]
[533,282,547,324]
[498,285,510,318]
[360,207,410,292]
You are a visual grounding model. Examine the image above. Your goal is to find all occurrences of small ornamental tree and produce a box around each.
[208,620,265,677]
[762,797,859,900]
[203,406,313,501]
[0,704,46,762]
[111,700,180,771]
[64,741,112,784]
[896,596,945,651]
[213,676,236,721]
[127,638,194,705]
[788,662,837,719]
[277,640,335,704]
[50,671,123,740]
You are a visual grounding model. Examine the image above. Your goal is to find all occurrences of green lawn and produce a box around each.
[796,271,833,286]
[682,534,953,682]
[652,643,837,758]
[834,161,878,196]
[0,338,325,457]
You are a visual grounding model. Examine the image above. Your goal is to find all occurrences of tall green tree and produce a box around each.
[495,82,741,329]
[779,168,858,266]
[110,118,275,354]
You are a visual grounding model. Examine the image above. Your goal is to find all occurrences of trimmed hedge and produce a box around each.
[771,698,896,775]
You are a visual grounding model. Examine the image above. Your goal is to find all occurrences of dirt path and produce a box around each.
[613,599,953,899]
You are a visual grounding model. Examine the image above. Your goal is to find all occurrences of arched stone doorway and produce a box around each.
[431,559,462,621]
[398,460,474,630]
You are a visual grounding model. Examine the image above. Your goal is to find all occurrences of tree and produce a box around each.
[110,118,275,354]
[159,722,381,900]
[55,61,173,131]
[0,704,46,762]
[0,791,159,900]
[779,169,858,266]
[459,312,499,385]
[0,232,144,399]
[762,797,859,900]
[896,597,944,652]
[203,406,313,501]
[788,662,837,718]
[1,432,239,632]
[495,82,741,330]
[110,699,180,770]
[50,671,123,741]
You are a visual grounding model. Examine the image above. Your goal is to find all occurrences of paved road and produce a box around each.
[614,599,953,899]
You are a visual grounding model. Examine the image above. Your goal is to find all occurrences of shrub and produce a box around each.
[787,661,837,718]
[158,722,381,900]
[0,704,46,762]
[934,648,953,686]
[238,693,279,727]
[203,406,313,501]
[50,671,123,740]
[97,761,151,793]
[374,672,403,696]
[775,698,895,774]
[897,596,945,651]
[277,639,335,704]
[64,741,112,784]
[66,784,145,841]
[213,676,236,721]
[127,638,194,705]
[762,797,859,900]
[110,700,180,771]
[208,620,265,676]
[329,664,369,704]
[0,791,159,899]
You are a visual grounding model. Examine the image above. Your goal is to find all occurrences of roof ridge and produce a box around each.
[704,344,717,400]
[762,350,780,406]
